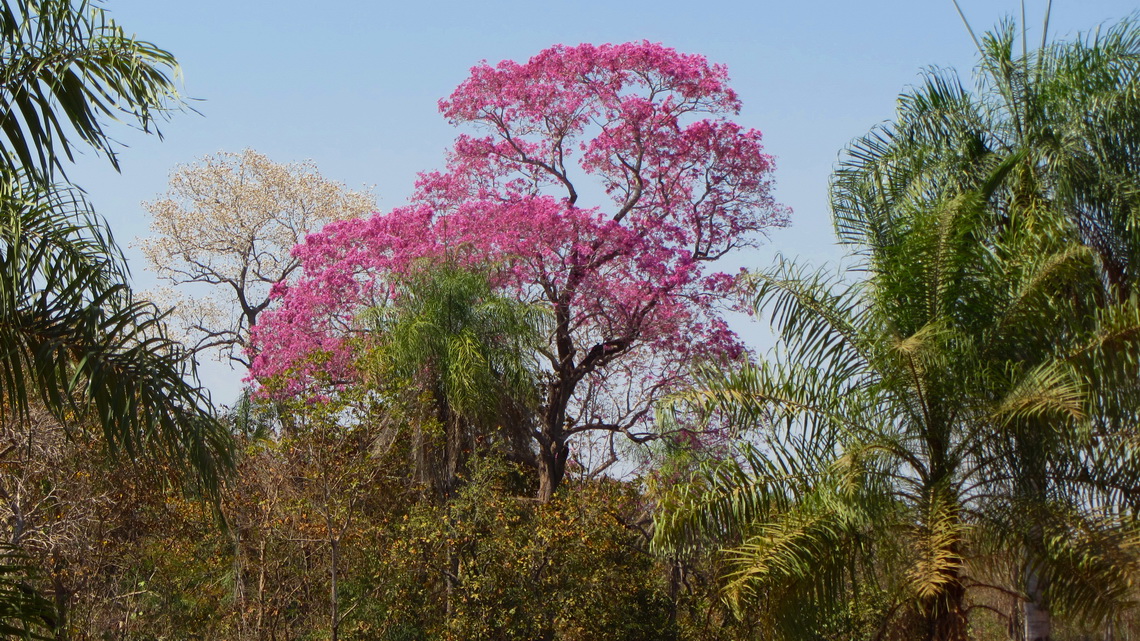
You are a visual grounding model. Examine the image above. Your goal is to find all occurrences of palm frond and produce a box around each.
[0,168,231,491]
[0,0,184,180]
[992,360,1085,424]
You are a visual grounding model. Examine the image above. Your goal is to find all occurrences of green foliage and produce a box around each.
[0,547,54,639]
[0,1,227,635]
[0,0,229,489]
[42,434,702,641]
[358,455,676,641]
[362,263,546,428]
[358,263,546,498]
[654,15,1140,640]
[0,170,232,489]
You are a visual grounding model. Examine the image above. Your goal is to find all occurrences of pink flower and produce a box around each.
[250,41,788,464]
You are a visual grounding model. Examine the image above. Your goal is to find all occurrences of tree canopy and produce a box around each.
[250,41,788,500]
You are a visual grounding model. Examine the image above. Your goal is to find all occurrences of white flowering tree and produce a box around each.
[140,149,375,368]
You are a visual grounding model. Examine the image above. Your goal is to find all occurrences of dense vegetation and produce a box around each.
[3,1,1140,640]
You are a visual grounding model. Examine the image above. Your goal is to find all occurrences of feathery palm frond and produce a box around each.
[0,0,182,180]
[0,169,231,489]
[0,1,225,634]
[0,546,53,639]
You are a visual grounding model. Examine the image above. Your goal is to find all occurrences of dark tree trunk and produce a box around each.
[536,435,568,503]
[927,582,969,641]
[536,379,573,502]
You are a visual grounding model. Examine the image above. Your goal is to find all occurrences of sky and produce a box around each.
[65,0,1140,400]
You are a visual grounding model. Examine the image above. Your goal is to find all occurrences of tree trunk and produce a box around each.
[1022,442,1051,641]
[920,480,968,641]
[329,538,340,641]
[537,374,572,502]
[924,571,969,641]
[1024,564,1051,641]
[536,435,567,502]
[931,603,968,641]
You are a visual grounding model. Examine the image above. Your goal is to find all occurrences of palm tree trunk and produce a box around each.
[930,596,969,641]
[925,561,969,641]
[1024,564,1051,641]
[1022,438,1051,641]
[922,478,968,641]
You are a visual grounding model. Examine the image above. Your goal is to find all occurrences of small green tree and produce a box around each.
[359,263,547,499]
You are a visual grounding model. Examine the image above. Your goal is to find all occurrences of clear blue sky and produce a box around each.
[66,0,1140,398]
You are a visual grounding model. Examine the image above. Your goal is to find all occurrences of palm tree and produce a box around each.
[831,11,1140,295]
[359,262,547,499]
[0,171,231,486]
[0,0,231,634]
[826,11,1140,639]
[653,161,1140,640]
[0,0,230,487]
[355,263,546,625]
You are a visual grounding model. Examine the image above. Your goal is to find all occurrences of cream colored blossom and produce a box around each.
[139,149,375,367]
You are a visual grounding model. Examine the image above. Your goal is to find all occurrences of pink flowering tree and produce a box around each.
[250,42,789,500]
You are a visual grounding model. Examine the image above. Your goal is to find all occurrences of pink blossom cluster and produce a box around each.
[249,41,789,430]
